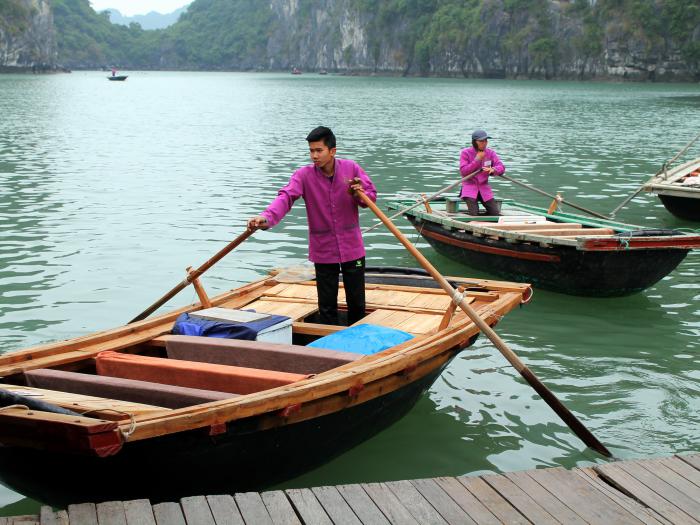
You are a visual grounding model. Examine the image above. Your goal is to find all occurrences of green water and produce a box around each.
[0,72,698,513]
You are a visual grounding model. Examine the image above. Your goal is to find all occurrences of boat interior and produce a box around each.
[0,275,523,429]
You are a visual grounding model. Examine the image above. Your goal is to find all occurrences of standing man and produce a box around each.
[248,126,377,325]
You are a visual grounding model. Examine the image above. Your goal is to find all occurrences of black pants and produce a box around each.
[463,193,500,216]
[314,257,366,325]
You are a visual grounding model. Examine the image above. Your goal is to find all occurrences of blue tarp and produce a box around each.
[307,324,414,355]
[172,312,290,340]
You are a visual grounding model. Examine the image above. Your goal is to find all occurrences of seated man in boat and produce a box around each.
[459,129,505,215]
[247,126,377,325]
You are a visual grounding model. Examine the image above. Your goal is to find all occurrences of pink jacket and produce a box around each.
[459,147,505,201]
[261,158,377,264]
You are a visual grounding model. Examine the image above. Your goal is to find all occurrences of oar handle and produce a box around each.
[128,228,254,323]
[357,191,612,458]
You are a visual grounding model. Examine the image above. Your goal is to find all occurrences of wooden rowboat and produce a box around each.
[387,198,700,296]
[0,267,530,506]
[643,157,700,221]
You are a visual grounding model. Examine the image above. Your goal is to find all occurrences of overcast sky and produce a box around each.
[90,1,190,16]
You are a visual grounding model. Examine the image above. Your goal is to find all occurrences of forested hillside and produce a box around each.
[6,0,699,80]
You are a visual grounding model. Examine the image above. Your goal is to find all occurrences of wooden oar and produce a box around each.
[129,228,254,323]
[363,168,481,234]
[500,174,610,220]
[356,190,612,457]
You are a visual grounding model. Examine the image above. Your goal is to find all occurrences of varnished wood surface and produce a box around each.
[13,453,698,525]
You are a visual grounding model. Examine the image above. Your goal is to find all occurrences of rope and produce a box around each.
[80,409,137,439]
[0,404,30,412]
[452,288,467,305]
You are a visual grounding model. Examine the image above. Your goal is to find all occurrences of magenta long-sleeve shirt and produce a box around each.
[459,147,506,201]
[261,158,377,264]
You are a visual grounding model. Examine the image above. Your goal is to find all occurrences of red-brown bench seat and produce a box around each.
[95,351,310,395]
[24,368,235,409]
[163,335,360,374]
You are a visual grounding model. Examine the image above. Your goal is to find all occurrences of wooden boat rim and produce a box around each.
[0,273,528,443]
[387,198,700,251]
[643,157,700,195]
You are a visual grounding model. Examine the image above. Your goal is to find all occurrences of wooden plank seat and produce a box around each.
[95,351,311,395]
[163,335,361,375]
[24,368,235,409]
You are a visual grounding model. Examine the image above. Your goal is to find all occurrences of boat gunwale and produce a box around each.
[118,289,522,441]
[644,157,700,191]
[0,274,528,445]
[387,198,700,251]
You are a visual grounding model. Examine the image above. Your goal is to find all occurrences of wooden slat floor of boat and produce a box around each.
[16,453,698,525]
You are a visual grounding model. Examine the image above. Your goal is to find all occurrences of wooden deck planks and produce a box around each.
[409,478,477,525]
[24,453,700,525]
[504,469,588,524]
[310,486,362,525]
[595,462,700,524]
[259,491,301,525]
[574,468,671,525]
[205,495,244,525]
[285,488,332,525]
[526,466,650,524]
[122,500,155,525]
[334,484,390,525]
[480,472,559,524]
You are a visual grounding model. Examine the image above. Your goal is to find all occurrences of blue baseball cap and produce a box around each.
[471,129,491,141]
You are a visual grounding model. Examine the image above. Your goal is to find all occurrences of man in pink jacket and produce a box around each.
[248,127,377,325]
[459,129,506,215]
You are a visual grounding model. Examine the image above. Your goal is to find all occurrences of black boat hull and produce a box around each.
[410,218,688,296]
[658,194,700,221]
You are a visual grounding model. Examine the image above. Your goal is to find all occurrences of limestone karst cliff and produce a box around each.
[0,0,55,71]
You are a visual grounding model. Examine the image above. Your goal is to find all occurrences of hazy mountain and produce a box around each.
[103,5,188,30]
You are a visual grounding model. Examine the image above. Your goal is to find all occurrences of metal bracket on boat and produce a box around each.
[209,423,227,436]
[348,383,364,398]
[186,266,212,308]
[279,403,302,418]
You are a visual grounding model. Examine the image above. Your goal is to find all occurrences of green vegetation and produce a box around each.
[0,0,35,36]
[46,0,699,77]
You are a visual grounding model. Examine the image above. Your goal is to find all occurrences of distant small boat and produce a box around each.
[319,69,328,75]
[643,158,700,221]
[291,68,302,75]
[108,75,128,81]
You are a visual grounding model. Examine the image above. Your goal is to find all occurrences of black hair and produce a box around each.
[306,126,336,149]
[472,138,487,151]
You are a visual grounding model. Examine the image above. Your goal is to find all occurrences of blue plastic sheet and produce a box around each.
[172,312,290,340]
[307,324,414,355]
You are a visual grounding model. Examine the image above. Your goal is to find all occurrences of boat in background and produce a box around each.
[387,197,700,296]
[0,267,529,506]
[643,157,700,221]
[291,67,302,75]
[108,75,128,81]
